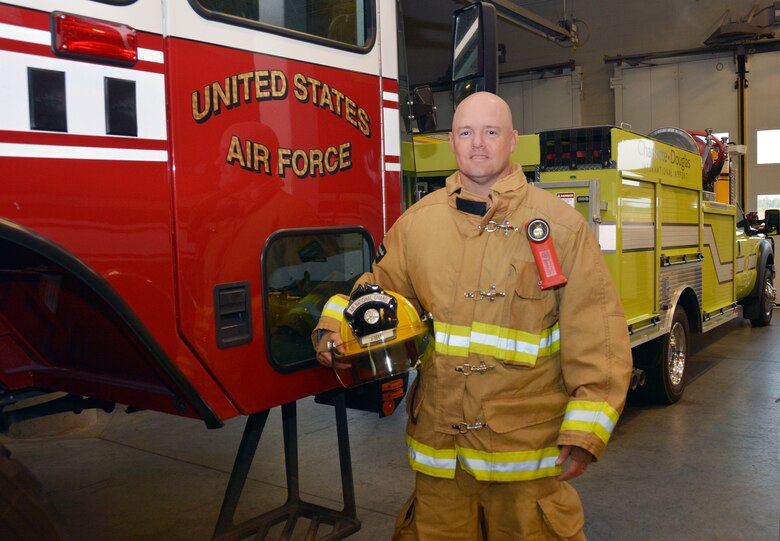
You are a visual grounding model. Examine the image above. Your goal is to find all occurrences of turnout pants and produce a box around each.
[392,463,586,541]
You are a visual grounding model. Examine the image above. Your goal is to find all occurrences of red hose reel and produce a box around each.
[687,130,726,192]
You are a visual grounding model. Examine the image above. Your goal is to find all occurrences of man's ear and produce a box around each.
[449,131,455,152]
[509,129,518,152]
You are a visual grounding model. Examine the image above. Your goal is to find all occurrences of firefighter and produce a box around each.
[314,92,632,540]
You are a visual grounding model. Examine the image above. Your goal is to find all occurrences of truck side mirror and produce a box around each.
[411,85,437,133]
[451,1,498,108]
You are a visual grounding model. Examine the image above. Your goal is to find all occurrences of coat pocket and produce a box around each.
[504,261,558,368]
[482,388,568,434]
[512,259,545,300]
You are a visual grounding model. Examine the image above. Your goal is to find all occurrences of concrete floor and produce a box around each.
[2,313,779,541]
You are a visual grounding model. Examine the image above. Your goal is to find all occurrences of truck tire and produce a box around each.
[642,306,690,404]
[748,267,775,327]
[0,444,69,541]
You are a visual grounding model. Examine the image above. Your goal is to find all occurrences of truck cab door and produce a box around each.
[161,1,390,414]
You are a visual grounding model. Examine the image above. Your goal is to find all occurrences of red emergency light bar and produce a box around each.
[545,149,601,161]
[53,11,137,66]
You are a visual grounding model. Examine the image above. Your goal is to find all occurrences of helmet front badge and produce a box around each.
[364,308,380,325]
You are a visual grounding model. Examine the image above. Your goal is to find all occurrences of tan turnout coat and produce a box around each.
[315,164,632,482]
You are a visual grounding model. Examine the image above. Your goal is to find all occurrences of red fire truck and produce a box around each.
[0,0,425,538]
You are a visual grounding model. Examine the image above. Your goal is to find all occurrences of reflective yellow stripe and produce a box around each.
[537,323,561,357]
[433,321,471,357]
[433,320,560,366]
[321,295,348,321]
[406,435,458,479]
[406,436,562,482]
[457,445,562,482]
[561,400,620,445]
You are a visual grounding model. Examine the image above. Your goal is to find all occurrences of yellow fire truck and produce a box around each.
[410,125,776,405]
[534,126,775,403]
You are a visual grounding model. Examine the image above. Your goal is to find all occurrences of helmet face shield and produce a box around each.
[332,334,430,388]
[332,285,432,388]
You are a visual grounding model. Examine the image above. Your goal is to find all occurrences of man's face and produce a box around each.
[449,93,517,195]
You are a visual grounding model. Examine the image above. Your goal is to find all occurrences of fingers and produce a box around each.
[555,445,571,467]
[558,460,588,482]
[316,350,333,367]
[317,348,350,368]
[330,339,345,355]
[316,332,344,367]
[556,445,588,481]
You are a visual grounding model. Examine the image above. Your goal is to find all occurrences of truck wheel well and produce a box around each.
[756,238,775,277]
[676,288,702,335]
[0,219,221,428]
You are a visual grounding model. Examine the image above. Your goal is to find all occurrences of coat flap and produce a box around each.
[483,389,568,434]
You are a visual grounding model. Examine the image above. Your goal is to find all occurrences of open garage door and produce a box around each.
[612,49,780,211]
[612,54,738,142]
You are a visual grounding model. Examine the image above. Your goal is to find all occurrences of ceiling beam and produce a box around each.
[460,0,575,44]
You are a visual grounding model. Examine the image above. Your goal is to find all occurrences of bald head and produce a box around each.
[452,92,514,132]
[449,92,517,197]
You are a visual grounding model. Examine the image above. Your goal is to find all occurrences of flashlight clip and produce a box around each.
[526,219,567,290]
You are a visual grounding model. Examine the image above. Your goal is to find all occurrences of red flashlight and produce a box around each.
[526,219,567,289]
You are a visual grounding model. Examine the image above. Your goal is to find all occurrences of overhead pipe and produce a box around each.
[736,46,748,208]
[460,0,576,44]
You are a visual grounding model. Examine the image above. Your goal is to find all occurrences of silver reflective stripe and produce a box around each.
[408,446,457,470]
[470,330,539,356]
[538,327,560,348]
[321,296,348,320]
[563,409,616,433]
[435,330,470,348]
[458,454,559,474]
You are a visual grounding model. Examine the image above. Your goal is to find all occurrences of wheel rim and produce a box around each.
[667,321,687,387]
[761,276,776,320]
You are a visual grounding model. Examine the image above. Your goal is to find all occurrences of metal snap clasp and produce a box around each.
[464,285,506,301]
[452,421,486,434]
[479,220,519,235]
[455,361,495,376]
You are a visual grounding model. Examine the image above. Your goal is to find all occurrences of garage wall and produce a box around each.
[430,67,583,133]
[745,51,780,212]
[613,54,738,138]
[613,50,780,211]
[403,0,780,127]
[404,1,780,211]
[501,66,583,134]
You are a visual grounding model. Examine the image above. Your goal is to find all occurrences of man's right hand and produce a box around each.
[316,331,344,367]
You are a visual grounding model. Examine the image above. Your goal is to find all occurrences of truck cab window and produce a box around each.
[262,229,373,371]
[195,0,371,48]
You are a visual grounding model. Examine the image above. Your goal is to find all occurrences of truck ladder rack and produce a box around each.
[212,394,360,541]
